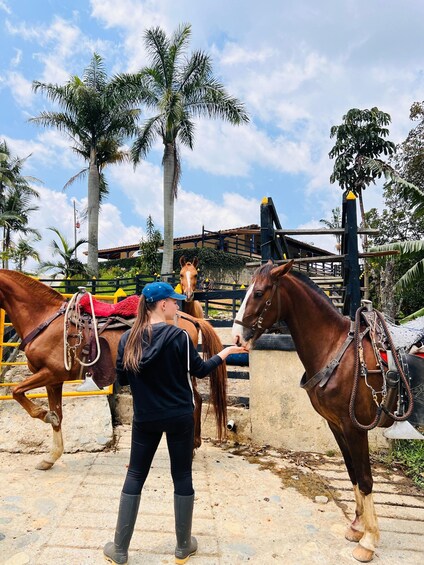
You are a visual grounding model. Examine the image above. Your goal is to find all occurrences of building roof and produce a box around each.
[97,224,331,259]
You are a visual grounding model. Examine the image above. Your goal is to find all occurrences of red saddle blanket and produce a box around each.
[78,293,140,318]
[380,350,424,363]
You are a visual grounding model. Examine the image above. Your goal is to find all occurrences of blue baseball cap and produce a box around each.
[142,281,186,303]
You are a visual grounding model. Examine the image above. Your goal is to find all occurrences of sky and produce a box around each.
[1,0,424,268]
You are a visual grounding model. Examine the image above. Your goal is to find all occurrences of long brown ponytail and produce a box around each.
[123,295,155,372]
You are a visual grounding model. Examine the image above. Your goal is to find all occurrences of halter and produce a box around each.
[235,280,281,331]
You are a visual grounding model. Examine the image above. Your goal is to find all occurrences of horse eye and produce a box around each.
[254,291,263,298]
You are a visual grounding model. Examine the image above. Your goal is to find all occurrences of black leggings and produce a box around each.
[122,413,194,496]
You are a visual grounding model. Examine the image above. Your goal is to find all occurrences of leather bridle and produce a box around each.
[235,280,281,331]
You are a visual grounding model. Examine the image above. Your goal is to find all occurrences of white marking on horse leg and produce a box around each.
[232,284,253,345]
[345,484,365,542]
[357,492,379,552]
[352,484,365,531]
[46,429,64,464]
[36,429,64,470]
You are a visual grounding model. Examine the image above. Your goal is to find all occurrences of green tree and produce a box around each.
[0,141,40,268]
[117,24,249,277]
[30,54,141,277]
[329,108,396,221]
[329,107,396,298]
[38,227,88,279]
[139,215,162,275]
[10,237,41,271]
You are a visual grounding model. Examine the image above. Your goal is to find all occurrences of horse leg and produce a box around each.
[12,369,61,425]
[341,424,379,563]
[328,422,364,543]
[12,370,65,470]
[193,379,202,450]
[36,384,64,471]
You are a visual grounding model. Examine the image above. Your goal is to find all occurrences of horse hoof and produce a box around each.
[352,544,374,562]
[44,411,60,427]
[36,459,54,471]
[345,526,364,542]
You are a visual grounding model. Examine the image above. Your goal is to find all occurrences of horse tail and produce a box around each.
[177,311,227,441]
[194,317,227,441]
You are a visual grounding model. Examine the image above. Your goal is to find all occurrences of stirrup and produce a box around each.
[383,420,424,440]
[76,376,101,392]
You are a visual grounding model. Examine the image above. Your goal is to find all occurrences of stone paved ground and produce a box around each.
[1,425,423,565]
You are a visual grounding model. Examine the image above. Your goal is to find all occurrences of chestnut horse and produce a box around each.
[232,260,403,563]
[0,269,227,470]
[179,256,204,318]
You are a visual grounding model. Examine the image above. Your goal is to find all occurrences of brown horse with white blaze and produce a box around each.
[179,256,204,318]
[232,260,391,563]
[0,269,227,470]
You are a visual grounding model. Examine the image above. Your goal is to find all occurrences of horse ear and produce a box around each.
[192,256,199,268]
[270,260,294,280]
[179,255,186,267]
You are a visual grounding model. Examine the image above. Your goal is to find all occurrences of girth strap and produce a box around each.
[19,302,67,351]
[300,321,358,391]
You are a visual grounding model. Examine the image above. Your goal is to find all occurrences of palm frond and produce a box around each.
[132,116,162,163]
[371,240,424,255]
[394,258,424,291]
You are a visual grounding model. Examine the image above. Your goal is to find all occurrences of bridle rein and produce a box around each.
[235,279,281,331]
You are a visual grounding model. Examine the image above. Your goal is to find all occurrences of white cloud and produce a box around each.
[182,120,312,177]
[5,71,33,107]
[11,48,22,67]
[22,188,144,271]
[107,160,259,237]
[0,1,11,14]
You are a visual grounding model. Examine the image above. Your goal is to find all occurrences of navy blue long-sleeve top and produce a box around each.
[116,322,223,422]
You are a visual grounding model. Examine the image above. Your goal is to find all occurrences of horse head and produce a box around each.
[179,255,199,302]
[232,260,294,347]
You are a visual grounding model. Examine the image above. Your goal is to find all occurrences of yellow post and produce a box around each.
[0,308,5,366]
[114,288,127,303]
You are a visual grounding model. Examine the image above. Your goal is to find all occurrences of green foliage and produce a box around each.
[329,107,396,195]
[31,53,141,276]
[38,227,89,279]
[173,247,247,282]
[0,140,41,268]
[117,23,249,274]
[389,440,424,489]
[139,215,162,275]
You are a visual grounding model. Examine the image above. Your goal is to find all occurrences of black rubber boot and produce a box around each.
[174,493,198,564]
[103,492,141,565]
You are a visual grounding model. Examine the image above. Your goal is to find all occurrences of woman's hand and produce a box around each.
[218,345,248,361]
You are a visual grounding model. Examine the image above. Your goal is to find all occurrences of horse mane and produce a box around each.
[254,263,342,316]
[1,270,64,304]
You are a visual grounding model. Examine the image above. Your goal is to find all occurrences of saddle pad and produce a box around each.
[79,293,140,318]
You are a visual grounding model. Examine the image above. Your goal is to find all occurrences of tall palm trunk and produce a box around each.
[3,225,10,269]
[87,147,100,277]
[161,143,175,278]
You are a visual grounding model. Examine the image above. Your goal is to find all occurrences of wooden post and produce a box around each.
[342,191,361,319]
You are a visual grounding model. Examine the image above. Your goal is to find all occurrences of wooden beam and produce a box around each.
[245,249,399,267]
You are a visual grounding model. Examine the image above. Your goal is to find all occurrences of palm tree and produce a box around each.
[117,24,249,276]
[30,54,141,277]
[0,140,40,267]
[10,237,41,271]
[38,227,88,279]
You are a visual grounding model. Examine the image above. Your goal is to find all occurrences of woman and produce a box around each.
[104,281,247,565]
